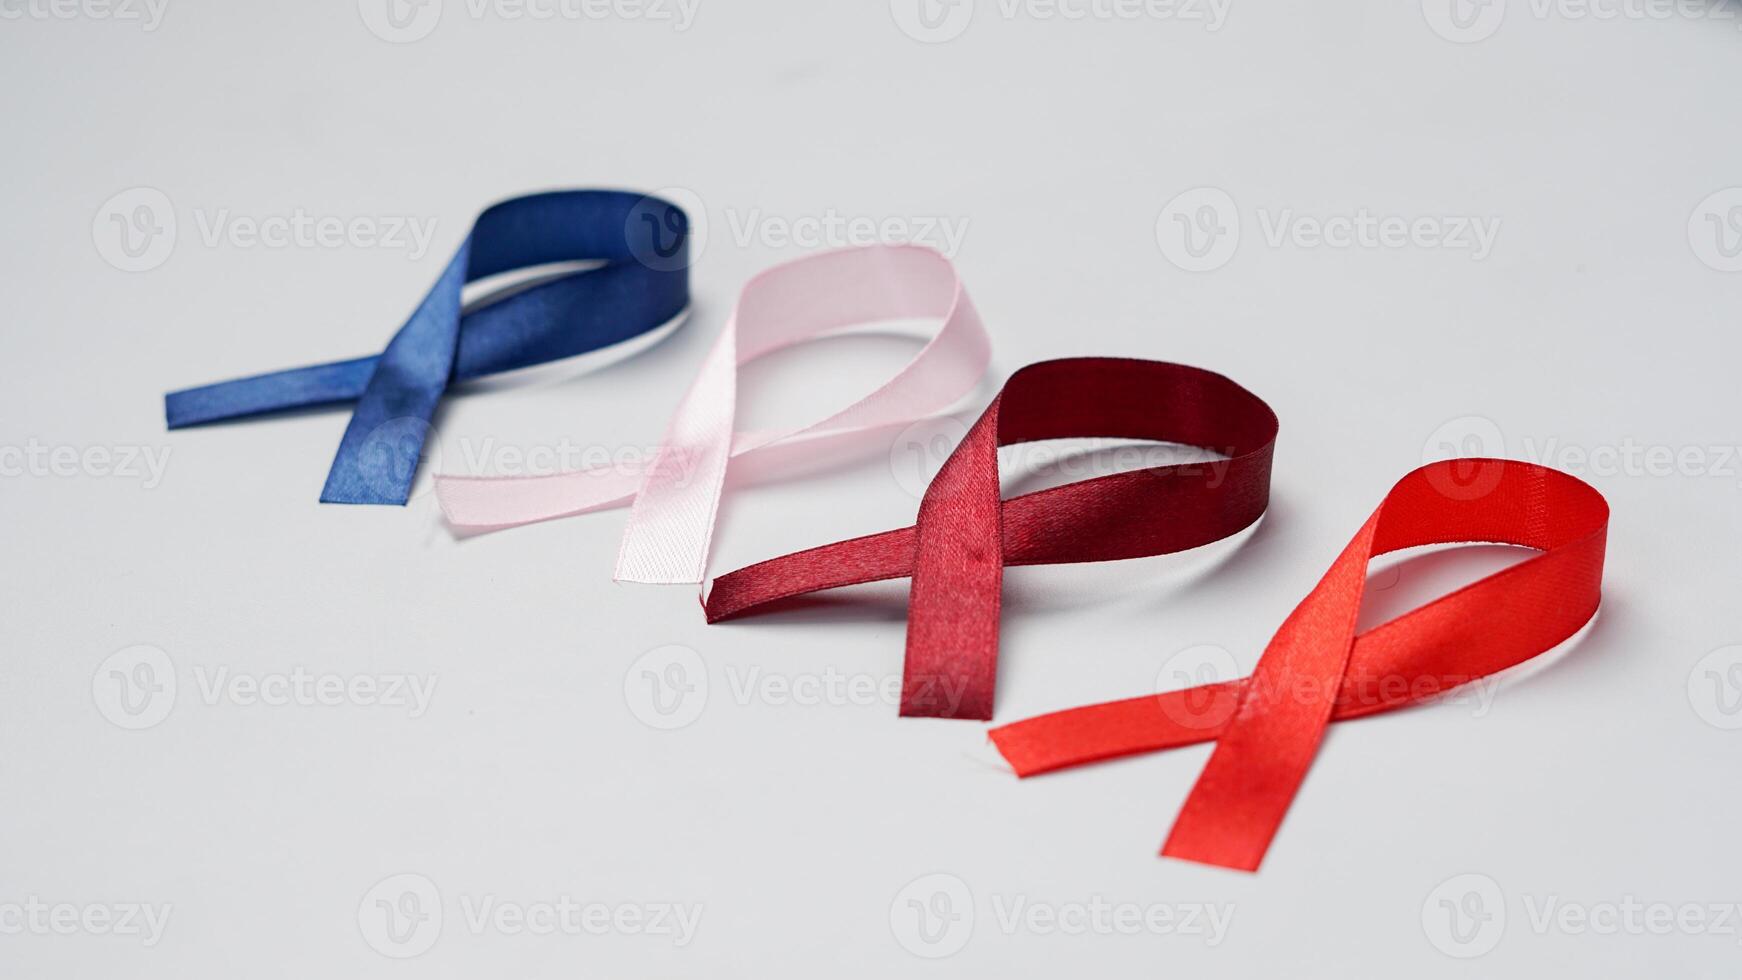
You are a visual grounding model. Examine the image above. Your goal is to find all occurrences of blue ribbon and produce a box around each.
[164,189,692,505]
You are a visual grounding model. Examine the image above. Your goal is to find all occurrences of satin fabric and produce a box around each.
[435,244,993,585]
[705,358,1281,721]
[989,459,1609,871]
[164,190,691,505]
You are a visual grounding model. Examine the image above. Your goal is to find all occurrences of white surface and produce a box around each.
[3,2,1741,976]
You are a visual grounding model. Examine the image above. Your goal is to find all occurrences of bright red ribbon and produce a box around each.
[704,357,1280,721]
[989,459,1609,871]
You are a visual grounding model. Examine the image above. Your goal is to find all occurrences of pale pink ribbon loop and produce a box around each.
[434,244,993,584]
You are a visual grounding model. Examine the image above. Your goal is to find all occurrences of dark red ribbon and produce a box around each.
[704,357,1280,721]
[989,459,1609,871]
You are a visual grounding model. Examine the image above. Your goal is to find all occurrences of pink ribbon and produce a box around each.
[434,244,993,584]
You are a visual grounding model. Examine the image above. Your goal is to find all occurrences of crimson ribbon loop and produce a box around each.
[705,357,1280,721]
[988,459,1609,872]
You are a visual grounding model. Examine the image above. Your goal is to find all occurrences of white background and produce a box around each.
[3,0,1741,976]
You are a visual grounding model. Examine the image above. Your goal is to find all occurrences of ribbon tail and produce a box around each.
[164,356,381,429]
[900,392,1006,721]
[612,317,739,583]
[318,241,470,505]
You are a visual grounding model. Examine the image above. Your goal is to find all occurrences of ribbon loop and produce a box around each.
[435,244,993,585]
[164,190,692,505]
[988,459,1609,872]
[705,357,1280,722]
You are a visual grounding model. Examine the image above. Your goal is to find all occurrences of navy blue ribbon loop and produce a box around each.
[164,189,692,505]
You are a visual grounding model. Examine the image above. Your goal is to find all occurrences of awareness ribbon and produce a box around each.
[163,189,692,505]
[435,244,993,585]
[988,459,1609,871]
[705,358,1281,721]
